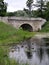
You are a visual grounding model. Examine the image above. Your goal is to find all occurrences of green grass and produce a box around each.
[0,22,35,65]
[40,21,49,32]
[0,22,35,44]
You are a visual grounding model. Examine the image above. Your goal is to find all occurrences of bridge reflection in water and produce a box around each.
[9,38,49,65]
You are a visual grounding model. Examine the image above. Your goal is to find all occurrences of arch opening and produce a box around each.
[20,24,33,32]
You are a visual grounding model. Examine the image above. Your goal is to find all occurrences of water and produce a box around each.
[9,38,49,65]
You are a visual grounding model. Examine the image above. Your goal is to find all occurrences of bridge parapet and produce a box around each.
[8,17,46,21]
[0,17,46,31]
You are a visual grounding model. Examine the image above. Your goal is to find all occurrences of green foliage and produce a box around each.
[32,1,49,20]
[7,10,28,17]
[40,21,49,32]
[15,10,28,17]
[44,10,49,21]
[26,0,33,17]
[36,0,47,17]
[0,0,7,16]
[7,12,15,16]
[23,8,32,17]
[44,2,49,21]
[0,46,10,65]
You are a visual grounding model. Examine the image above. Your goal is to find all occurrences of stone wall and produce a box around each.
[0,17,8,23]
[0,17,46,31]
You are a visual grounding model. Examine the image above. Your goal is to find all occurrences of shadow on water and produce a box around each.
[9,37,49,65]
[37,48,44,63]
[25,38,33,59]
[43,38,49,57]
[46,48,49,57]
[25,50,32,59]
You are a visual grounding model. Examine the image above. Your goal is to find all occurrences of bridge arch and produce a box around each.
[20,23,33,31]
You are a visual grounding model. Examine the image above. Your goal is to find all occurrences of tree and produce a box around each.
[15,10,28,17]
[0,0,7,16]
[23,8,30,16]
[32,0,49,18]
[46,1,49,10]
[44,2,49,20]
[26,0,33,17]
[7,12,15,16]
[36,0,49,17]
[33,1,49,20]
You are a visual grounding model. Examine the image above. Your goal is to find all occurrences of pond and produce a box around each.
[9,37,49,65]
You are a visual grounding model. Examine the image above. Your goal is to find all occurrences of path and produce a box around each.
[35,33,49,38]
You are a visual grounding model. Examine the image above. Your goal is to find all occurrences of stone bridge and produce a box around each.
[0,17,46,31]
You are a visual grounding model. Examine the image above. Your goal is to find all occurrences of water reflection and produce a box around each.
[45,43,49,57]
[25,38,33,59]
[9,38,49,65]
[36,48,44,63]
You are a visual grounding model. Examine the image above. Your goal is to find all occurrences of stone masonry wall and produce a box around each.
[0,17,46,31]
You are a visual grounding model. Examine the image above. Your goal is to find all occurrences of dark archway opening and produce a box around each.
[20,24,33,32]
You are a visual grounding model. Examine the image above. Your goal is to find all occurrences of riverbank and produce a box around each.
[34,32,49,38]
[0,22,49,65]
[40,21,49,32]
[0,22,35,45]
[0,22,49,44]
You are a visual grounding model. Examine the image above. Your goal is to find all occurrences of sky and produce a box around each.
[4,0,36,12]
[4,0,28,12]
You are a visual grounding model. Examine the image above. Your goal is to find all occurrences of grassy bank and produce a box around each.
[0,21,49,65]
[40,21,49,32]
[0,21,49,44]
[1,21,49,65]
[0,22,35,44]
[0,22,35,65]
